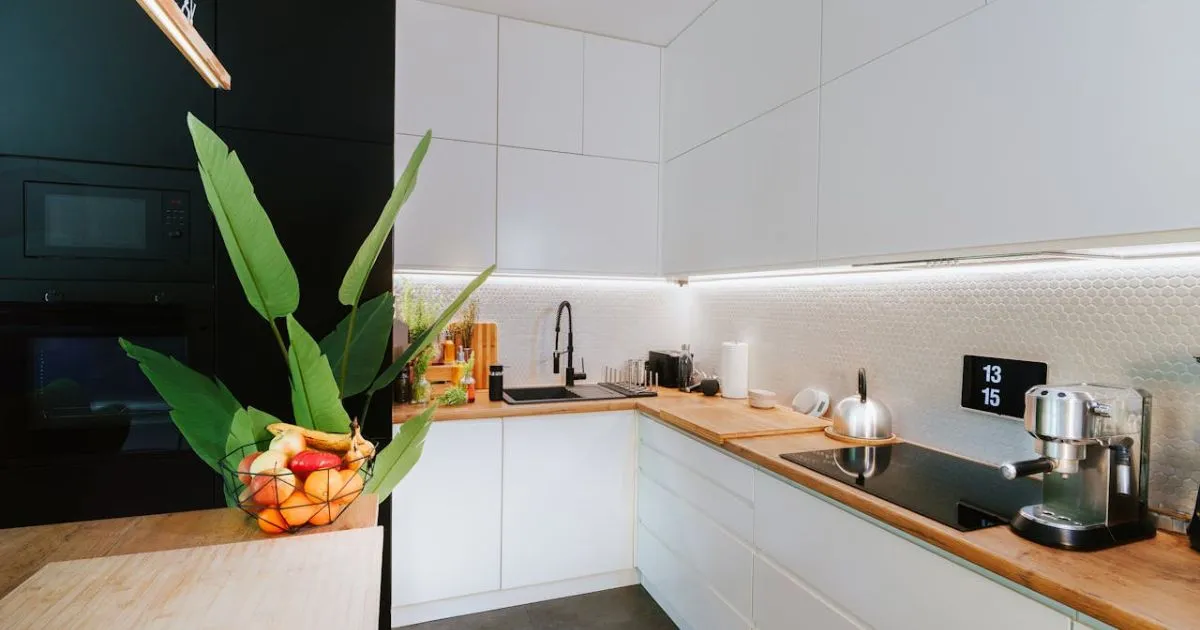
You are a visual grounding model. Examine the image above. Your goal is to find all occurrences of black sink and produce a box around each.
[502,384,625,405]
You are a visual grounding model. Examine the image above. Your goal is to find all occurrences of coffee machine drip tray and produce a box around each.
[781,443,1042,532]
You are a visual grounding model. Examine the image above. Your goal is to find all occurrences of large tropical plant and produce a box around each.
[122,114,493,503]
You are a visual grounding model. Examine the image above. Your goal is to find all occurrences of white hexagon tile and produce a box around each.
[400,258,1200,517]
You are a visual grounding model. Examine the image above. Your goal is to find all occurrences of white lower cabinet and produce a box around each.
[753,554,862,630]
[754,471,1073,630]
[502,412,637,588]
[637,524,752,630]
[391,420,502,608]
[390,411,636,627]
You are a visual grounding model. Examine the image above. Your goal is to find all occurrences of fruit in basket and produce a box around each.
[334,469,364,504]
[343,427,374,472]
[289,450,341,481]
[269,428,306,459]
[279,490,322,527]
[303,468,347,503]
[257,508,289,535]
[306,501,337,526]
[249,449,289,475]
[267,423,354,452]
[248,467,296,506]
[236,452,260,485]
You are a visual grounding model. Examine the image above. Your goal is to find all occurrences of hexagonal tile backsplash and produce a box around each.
[401,258,1200,516]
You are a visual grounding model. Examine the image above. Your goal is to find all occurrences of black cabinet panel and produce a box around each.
[0,0,215,167]
[211,128,393,431]
[215,0,395,144]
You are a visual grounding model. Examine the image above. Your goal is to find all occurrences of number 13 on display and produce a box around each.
[981,364,1001,407]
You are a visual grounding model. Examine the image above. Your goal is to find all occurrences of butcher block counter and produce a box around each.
[397,390,1200,630]
[0,497,380,629]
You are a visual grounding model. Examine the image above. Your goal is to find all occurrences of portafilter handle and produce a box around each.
[1000,457,1055,480]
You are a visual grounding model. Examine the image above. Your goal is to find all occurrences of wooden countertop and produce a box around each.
[0,495,378,602]
[394,387,830,444]
[0,526,383,630]
[725,433,1200,630]
[400,391,1200,629]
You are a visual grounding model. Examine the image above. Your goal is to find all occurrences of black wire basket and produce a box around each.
[219,438,375,534]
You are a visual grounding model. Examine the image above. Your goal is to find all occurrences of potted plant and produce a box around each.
[121,114,492,533]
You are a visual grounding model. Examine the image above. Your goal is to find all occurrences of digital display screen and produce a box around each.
[961,355,1048,418]
[43,193,147,250]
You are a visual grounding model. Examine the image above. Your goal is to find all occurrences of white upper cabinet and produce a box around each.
[393,135,496,270]
[663,92,819,275]
[819,0,1200,262]
[821,0,983,80]
[497,147,658,274]
[583,35,660,163]
[396,0,497,143]
[663,0,820,160]
[498,19,584,153]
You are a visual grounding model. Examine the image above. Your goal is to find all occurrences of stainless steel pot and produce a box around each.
[831,368,894,440]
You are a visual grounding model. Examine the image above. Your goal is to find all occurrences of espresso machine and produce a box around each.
[1000,384,1156,550]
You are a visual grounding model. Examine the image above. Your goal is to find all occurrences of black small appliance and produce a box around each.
[647,349,682,388]
[1190,489,1200,551]
[782,443,1041,531]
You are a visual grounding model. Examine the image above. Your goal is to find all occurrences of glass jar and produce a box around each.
[461,373,477,404]
[412,375,431,405]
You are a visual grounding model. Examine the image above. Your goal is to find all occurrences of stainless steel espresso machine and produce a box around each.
[999,384,1157,550]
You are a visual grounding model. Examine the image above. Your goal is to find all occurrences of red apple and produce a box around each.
[248,467,296,506]
[288,450,342,482]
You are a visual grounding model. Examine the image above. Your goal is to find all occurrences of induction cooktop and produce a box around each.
[781,443,1041,532]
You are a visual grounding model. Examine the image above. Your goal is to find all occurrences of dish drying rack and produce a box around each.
[598,359,659,398]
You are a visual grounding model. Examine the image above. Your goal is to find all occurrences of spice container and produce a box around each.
[489,365,504,401]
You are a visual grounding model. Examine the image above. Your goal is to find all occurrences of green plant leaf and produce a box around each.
[120,338,241,472]
[368,265,495,395]
[188,113,299,321]
[319,291,395,398]
[286,315,352,433]
[338,131,431,307]
[226,406,283,455]
[365,405,435,502]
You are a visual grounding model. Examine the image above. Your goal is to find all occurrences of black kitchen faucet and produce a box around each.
[553,300,586,386]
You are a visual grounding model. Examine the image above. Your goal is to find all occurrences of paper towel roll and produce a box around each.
[720,341,749,399]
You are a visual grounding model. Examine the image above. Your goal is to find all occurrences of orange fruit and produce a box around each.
[279,490,321,527]
[303,468,346,503]
[257,508,289,535]
[307,501,338,526]
[333,469,364,504]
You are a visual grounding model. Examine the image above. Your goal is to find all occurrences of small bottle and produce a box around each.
[441,338,455,365]
[1189,489,1200,551]
[461,372,477,404]
[489,365,504,402]
[677,344,694,391]
[395,366,412,404]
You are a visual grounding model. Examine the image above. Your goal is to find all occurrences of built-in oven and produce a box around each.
[0,282,222,528]
[0,156,212,283]
[0,157,220,528]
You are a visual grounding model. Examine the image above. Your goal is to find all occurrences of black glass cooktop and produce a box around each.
[781,443,1041,532]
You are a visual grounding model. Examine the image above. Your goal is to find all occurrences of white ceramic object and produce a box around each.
[749,389,777,409]
[791,388,830,417]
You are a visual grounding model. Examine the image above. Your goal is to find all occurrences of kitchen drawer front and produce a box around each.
[637,442,754,543]
[638,414,754,501]
[637,474,753,617]
[754,472,1073,630]
[636,524,752,630]
[753,554,863,630]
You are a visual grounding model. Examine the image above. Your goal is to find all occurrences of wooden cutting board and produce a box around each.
[642,394,829,444]
[471,321,498,388]
[0,526,383,630]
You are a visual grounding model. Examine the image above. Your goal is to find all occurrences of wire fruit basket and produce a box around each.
[219,438,375,534]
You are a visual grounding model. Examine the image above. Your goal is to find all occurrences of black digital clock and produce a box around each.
[961,355,1048,418]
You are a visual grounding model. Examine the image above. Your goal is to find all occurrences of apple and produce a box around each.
[288,450,341,481]
[269,429,306,460]
[236,452,260,485]
[249,449,289,475]
[249,467,296,506]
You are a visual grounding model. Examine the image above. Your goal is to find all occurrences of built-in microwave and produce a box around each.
[0,156,212,283]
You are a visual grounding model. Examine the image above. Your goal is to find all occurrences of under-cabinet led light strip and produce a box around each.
[136,0,231,89]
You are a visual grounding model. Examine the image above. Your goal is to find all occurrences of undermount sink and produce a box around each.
[503,384,625,405]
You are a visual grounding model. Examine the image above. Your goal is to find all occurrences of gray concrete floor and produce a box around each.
[404,586,677,630]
